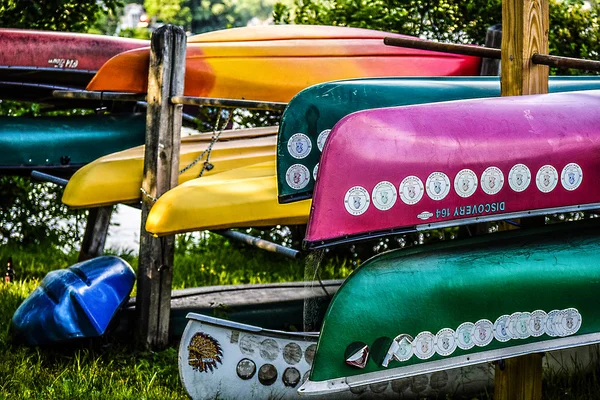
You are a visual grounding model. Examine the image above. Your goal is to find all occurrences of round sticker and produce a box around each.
[529,310,547,337]
[454,169,478,198]
[508,164,531,192]
[507,312,522,339]
[561,308,582,336]
[545,310,561,337]
[472,319,494,347]
[515,312,531,339]
[426,172,451,201]
[435,328,457,356]
[456,322,475,350]
[413,331,436,360]
[285,164,310,190]
[481,166,504,195]
[552,310,568,337]
[536,165,558,193]
[399,176,424,205]
[561,163,583,191]
[392,334,414,362]
[344,186,370,216]
[372,181,397,211]
[313,164,319,181]
[317,129,331,152]
[287,133,312,159]
[494,315,511,342]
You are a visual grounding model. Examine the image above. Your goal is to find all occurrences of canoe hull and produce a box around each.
[87,25,480,102]
[0,114,146,175]
[11,256,135,345]
[178,314,493,399]
[145,160,311,236]
[62,127,278,208]
[0,28,146,88]
[277,76,600,203]
[301,221,600,395]
[305,90,600,247]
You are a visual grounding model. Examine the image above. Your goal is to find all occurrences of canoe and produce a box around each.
[62,127,278,208]
[277,76,600,204]
[300,220,600,395]
[115,280,343,340]
[179,313,493,399]
[0,114,146,175]
[0,28,146,89]
[11,256,135,345]
[145,160,311,236]
[304,90,600,248]
[86,25,481,102]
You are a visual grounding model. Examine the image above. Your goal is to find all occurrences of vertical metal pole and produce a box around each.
[136,24,186,349]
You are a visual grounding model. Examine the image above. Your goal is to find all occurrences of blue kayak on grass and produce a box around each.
[11,256,135,345]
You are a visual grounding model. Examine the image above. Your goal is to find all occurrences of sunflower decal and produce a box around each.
[188,332,223,373]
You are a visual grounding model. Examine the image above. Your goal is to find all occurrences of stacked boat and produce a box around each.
[10,24,600,400]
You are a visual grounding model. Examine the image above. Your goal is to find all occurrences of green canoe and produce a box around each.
[0,114,146,176]
[277,76,600,203]
[300,219,600,395]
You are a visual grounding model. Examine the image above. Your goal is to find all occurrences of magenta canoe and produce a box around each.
[304,90,600,248]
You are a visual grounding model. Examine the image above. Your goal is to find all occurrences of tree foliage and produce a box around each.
[0,0,121,32]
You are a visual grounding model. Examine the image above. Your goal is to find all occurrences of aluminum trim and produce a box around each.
[298,332,600,396]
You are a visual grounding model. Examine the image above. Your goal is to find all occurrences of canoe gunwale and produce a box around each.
[298,331,600,396]
[303,201,600,250]
[186,312,319,340]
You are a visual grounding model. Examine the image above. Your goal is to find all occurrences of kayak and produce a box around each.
[145,160,311,236]
[62,127,278,208]
[0,114,146,175]
[0,28,146,87]
[300,220,600,395]
[178,313,493,399]
[277,76,600,204]
[11,256,135,345]
[304,90,600,248]
[86,25,481,102]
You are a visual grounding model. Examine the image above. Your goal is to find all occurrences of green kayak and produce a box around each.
[0,114,146,176]
[300,219,600,395]
[277,76,600,203]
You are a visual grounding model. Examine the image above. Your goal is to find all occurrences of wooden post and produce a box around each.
[501,0,549,96]
[495,0,548,398]
[136,25,186,349]
[78,206,112,262]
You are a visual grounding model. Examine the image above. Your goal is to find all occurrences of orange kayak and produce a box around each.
[87,25,481,102]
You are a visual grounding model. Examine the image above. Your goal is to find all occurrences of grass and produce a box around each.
[0,234,353,400]
[2,228,600,399]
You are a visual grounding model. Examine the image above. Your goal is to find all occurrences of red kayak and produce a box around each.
[0,29,147,101]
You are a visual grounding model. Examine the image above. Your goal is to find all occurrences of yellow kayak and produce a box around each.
[146,161,311,236]
[62,127,277,208]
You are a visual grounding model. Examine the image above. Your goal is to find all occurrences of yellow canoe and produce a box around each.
[62,127,277,208]
[146,161,311,236]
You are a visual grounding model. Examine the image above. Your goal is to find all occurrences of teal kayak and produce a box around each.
[0,114,146,175]
[277,76,600,203]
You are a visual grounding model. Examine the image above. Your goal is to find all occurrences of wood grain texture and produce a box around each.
[136,24,186,350]
[501,0,549,96]
[495,354,543,400]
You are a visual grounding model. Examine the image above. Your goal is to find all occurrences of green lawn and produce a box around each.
[2,231,600,399]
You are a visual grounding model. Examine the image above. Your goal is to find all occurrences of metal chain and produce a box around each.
[178,109,232,177]
[139,109,233,204]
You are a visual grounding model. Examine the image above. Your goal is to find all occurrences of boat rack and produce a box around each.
[53,90,288,111]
